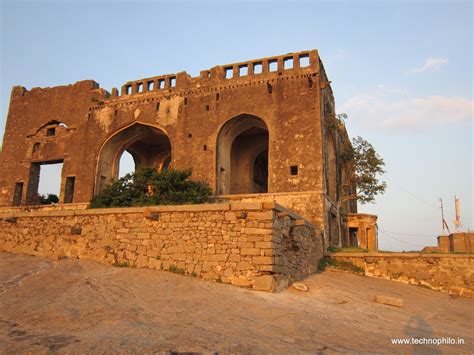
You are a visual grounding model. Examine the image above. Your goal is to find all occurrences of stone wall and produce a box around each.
[0,202,323,292]
[327,253,474,297]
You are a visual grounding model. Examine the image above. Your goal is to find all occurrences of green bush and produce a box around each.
[90,167,212,208]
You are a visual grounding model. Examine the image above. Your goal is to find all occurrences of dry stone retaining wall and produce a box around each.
[328,253,474,297]
[0,202,323,291]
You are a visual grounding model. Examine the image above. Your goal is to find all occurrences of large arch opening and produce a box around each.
[216,114,269,195]
[95,123,171,194]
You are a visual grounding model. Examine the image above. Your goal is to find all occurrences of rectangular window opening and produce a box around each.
[13,182,23,206]
[205,105,210,111]
[46,127,56,136]
[64,176,75,204]
[27,160,63,205]
[290,165,298,176]
[225,67,233,79]
[284,57,294,70]
[299,54,310,67]
[203,145,207,151]
[147,81,154,91]
[239,65,248,77]
[137,83,143,93]
[156,102,160,111]
[216,93,220,101]
[268,60,278,72]
[188,133,192,138]
[158,79,165,89]
[169,77,176,87]
[126,85,132,95]
[253,62,262,74]
[184,97,188,105]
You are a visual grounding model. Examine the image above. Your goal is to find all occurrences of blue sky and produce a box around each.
[1,0,472,250]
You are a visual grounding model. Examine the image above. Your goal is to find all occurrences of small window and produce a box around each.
[188,133,192,138]
[253,62,262,74]
[158,79,165,89]
[225,67,233,79]
[156,102,160,110]
[216,93,220,101]
[184,97,188,105]
[268,60,278,72]
[205,105,210,111]
[64,176,75,204]
[147,81,154,91]
[169,77,176,87]
[283,57,294,70]
[239,65,248,77]
[137,83,143,92]
[203,145,207,151]
[290,165,298,176]
[299,54,310,67]
[126,85,132,95]
[46,128,56,136]
[13,182,23,206]
[32,142,40,153]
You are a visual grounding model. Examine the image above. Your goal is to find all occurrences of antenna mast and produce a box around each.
[439,198,450,235]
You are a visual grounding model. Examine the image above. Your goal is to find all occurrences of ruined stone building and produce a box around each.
[0,49,376,250]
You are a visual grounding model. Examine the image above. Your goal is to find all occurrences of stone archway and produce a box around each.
[95,123,171,194]
[216,114,269,195]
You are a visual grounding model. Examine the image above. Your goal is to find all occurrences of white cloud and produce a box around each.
[340,89,473,131]
[410,57,448,74]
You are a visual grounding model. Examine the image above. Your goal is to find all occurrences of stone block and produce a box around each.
[373,295,403,307]
[253,256,273,265]
[230,277,253,288]
[244,228,272,235]
[230,202,262,211]
[241,248,261,256]
[253,275,276,292]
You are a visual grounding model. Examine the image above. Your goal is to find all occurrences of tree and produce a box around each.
[39,193,59,204]
[341,135,387,204]
[90,167,212,208]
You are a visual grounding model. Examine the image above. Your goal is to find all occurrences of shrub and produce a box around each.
[39,193,59,204]
[90,167,212,208]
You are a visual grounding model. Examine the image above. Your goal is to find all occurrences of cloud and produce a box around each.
[409,57,448,74]
[340,89,473,131]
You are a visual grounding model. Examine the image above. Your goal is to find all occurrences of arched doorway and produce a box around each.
[95,123,171,194]
[216,114,269,195]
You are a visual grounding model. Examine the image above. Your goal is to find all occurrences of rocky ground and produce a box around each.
[0,252,472,354]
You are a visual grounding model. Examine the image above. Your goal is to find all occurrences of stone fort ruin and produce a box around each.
[0,50,377,290]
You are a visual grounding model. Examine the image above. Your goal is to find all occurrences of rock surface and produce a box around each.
[0,252,473,353]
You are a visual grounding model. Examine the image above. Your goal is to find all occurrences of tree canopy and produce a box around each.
[90,167,212,208]
[342,135,387,204]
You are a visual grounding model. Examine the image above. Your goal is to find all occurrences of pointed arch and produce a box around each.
[216,114,269,195]
[94,122,172,195]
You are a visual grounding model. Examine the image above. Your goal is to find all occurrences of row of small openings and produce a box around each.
[225,54,310,79]
[125,77,176,95]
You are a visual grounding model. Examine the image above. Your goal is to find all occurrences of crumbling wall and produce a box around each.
[328,253,474,298]
[0,202,323,292]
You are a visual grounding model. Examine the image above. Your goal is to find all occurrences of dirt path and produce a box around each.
[0,252,472,354]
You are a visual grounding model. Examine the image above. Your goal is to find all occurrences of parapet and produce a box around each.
[116,50,320,97]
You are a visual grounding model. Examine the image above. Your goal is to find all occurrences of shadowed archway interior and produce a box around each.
[96,123,171,194]
[216,114,269,195]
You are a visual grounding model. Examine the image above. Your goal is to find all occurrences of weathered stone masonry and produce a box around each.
[0,202,323,291]
[0,49,358,248]
[327,253,474,298]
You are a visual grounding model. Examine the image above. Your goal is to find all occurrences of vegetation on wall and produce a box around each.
[337,114,387,204]
[90,167,212,208]
[39,193,59,205]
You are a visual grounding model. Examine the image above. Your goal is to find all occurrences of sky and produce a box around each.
[0,0,472,251]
